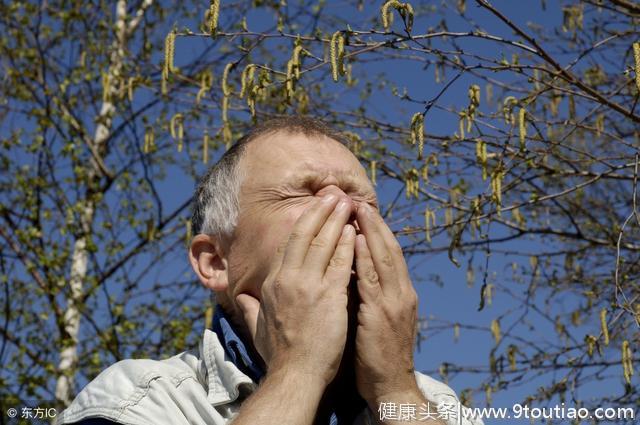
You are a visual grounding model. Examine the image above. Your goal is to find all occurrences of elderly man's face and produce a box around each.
[220,131,378,324]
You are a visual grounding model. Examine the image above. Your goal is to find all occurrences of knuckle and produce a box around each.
[328,255,347,269]
[288,230,305,243]
[362,266,379,284]
[380,254,394,268]
[309,236,327,249]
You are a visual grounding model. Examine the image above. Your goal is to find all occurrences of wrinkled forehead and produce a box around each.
[238,130,373,191]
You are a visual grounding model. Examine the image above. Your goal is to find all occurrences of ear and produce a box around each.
[189,234,229,292]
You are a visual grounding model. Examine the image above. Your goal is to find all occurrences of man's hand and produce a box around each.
[236,192,356,387]
[353,203,422,408]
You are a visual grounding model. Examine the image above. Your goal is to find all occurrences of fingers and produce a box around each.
[281,194,340,270]
[236,293,260,340]
[357,204,411,294]
[324,224,356,286]
[354,234,381,303]
[305,198,355,273]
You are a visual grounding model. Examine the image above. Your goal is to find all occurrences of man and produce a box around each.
[56,116,483,425]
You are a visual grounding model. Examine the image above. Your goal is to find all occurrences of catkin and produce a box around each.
[453,323,460,342]
[380,0,398,30]
[221,63,233,125]
[585,334,596,357]
[102,72,111,103]
[223,121,232,149]
[127,77,137,102]
[502,96,517,125]
[170,113,184,152]
[330,31,344,82]
[410,112,424,159]
[485,284,493,306]
[518,107,527,151]
[286,60,295,98]
[458,111,466,139]
[209,0,220,35]
[405,168,419,199]
[143,127,155,153]
[491,169,503,216]
[202,131,209,164]
[197,71,213,105]
[600,308,609,346]
[380,0,413,32]
[164,31,176,75]
[424,208,435,242]
[468,84,480,108]
[370,160,377,186]
[476,139,487,180]
[508,345,517,371]
[240,64,255,98]
[633,42,640,93]
[221,63,233,97]
[490,319,501,344]
[286,45,304,98]
[222,96,229,122]
[185,220,192,246]
[292,45,303,80]
[622,340,634,384]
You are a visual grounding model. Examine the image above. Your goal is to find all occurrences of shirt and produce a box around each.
[55,309,485,425]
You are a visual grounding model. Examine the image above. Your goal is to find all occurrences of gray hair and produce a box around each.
[190,115,351,240]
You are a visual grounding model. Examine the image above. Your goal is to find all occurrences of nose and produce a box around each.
[317,185,360,232]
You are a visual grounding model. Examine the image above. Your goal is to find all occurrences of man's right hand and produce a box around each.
[235,192,356,387]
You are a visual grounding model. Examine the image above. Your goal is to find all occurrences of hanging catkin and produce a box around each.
[633,42,640,93]
[491,169,504,216]
[424,208,436,242]
[102,72,111,103]
[286,45,303,98]
[197,70,213,105]
[162,31,176,94]
[502,96,517,125]
[209,0,220,36]
[600,308,609,346]
[202,131,209,164]
[490,319,501,344]
[143,127,155,153]
[164,31,176,75]
[330,31,344,82]
[508,345,517,371]
[410,112,424,159]
[518,107,527,151]
[380,0,414,32]
[370,160,377,186]
[585,334,596,357]
[221,63,233,97]
[170,113,184,152]
[240,64,256,98]
[622,340,634,384]
[476,139,488,180]
[380,0,397,30]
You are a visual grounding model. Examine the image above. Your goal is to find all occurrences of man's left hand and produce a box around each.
[353,203,421,408]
